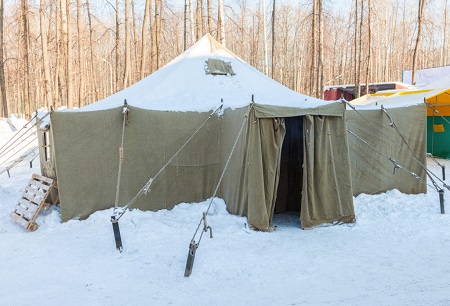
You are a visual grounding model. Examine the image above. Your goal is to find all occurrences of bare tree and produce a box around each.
[141,0,151,78]
[0,0,8,117]
[123,0,131,88]
[40,0,53,110]
[21,0,31,117]
[271,0,276,79]
[218,0,225,45]
[412,0,426,85]
[66,0,73,108]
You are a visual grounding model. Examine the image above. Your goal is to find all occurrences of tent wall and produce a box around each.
[220,106,249,217]
[51,106,221,221]
[347,104,427,196]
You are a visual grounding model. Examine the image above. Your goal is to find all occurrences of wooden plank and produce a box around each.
[21,192,44,205]
[17,200,39,214]
[10,212,31,228]
[28,180,50,192]
[32,173,53,185]
[13,204,34,221]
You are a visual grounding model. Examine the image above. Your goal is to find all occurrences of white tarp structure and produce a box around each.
[402,65,450,87]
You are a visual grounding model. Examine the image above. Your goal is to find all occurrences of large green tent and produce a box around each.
[38,34,355,230]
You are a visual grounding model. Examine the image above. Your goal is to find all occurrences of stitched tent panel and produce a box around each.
[51,106,221,221]
[347,104,427,196]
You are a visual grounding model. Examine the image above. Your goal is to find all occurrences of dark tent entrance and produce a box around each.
[275,116,304,217]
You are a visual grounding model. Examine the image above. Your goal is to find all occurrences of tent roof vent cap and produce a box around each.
[205,58,236,76]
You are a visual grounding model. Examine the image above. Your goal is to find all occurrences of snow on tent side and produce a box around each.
[38,34,355,230]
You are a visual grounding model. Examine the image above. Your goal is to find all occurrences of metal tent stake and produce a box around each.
[184,242,198,277]
[442,165,446,181]
[439,189,445,214]
[111,215,123,252]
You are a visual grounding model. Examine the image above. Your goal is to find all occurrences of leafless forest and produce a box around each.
[0,0,447,117]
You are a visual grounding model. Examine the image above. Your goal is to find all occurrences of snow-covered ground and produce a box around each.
[0,120,449,306]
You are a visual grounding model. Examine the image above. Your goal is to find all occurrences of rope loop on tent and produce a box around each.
[112,103,224,221]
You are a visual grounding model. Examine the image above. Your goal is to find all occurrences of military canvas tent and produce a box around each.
[347,91,427,196]
[38,34,355,230]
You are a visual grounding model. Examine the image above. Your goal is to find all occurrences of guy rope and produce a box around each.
[110,102,224,251]
[184,103,251,277]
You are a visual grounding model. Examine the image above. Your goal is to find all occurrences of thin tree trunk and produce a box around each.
[66,0,73,108]
[151,0,157,72]
[207,0,212,34]
[21,0,31,117]
[131,0,138,83]
[40,0,53,111]
[317,0,324,99]
[141,0,151,78]
[115,0,120,91]
[412,0,426,85]
[262,0,268,75]
[189,0,195,44]
[443,0,448,65]
[184,0,187,50]
[123,0,131,88]
[86,0,98,101]
[196,0,202,40]
[0,0,8,117]
[77,0,83,107]
[218,0,225,45]
[155,0,162,69]
[365,0,372,95]
[310,0,317,96]
[271,0,276,79]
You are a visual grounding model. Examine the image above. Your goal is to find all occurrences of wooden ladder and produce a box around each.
[10,174,58,231]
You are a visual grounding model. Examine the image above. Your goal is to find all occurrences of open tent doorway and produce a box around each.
[275,116,304,220]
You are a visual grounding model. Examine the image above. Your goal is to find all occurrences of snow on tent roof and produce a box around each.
[348,89,444,110]
[79,34,331,112]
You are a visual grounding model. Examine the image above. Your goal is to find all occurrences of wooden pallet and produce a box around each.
[10,174,58,231]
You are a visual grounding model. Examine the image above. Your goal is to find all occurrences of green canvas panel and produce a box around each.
[220,107,249,217]
[427,116,450,159]
[301,115,355,228]
[52,106,221,221]
[244,109,285,230]
[347,104,427,196]
[253,101,345,118]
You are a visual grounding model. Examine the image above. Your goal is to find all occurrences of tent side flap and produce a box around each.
[347,104,427,196]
